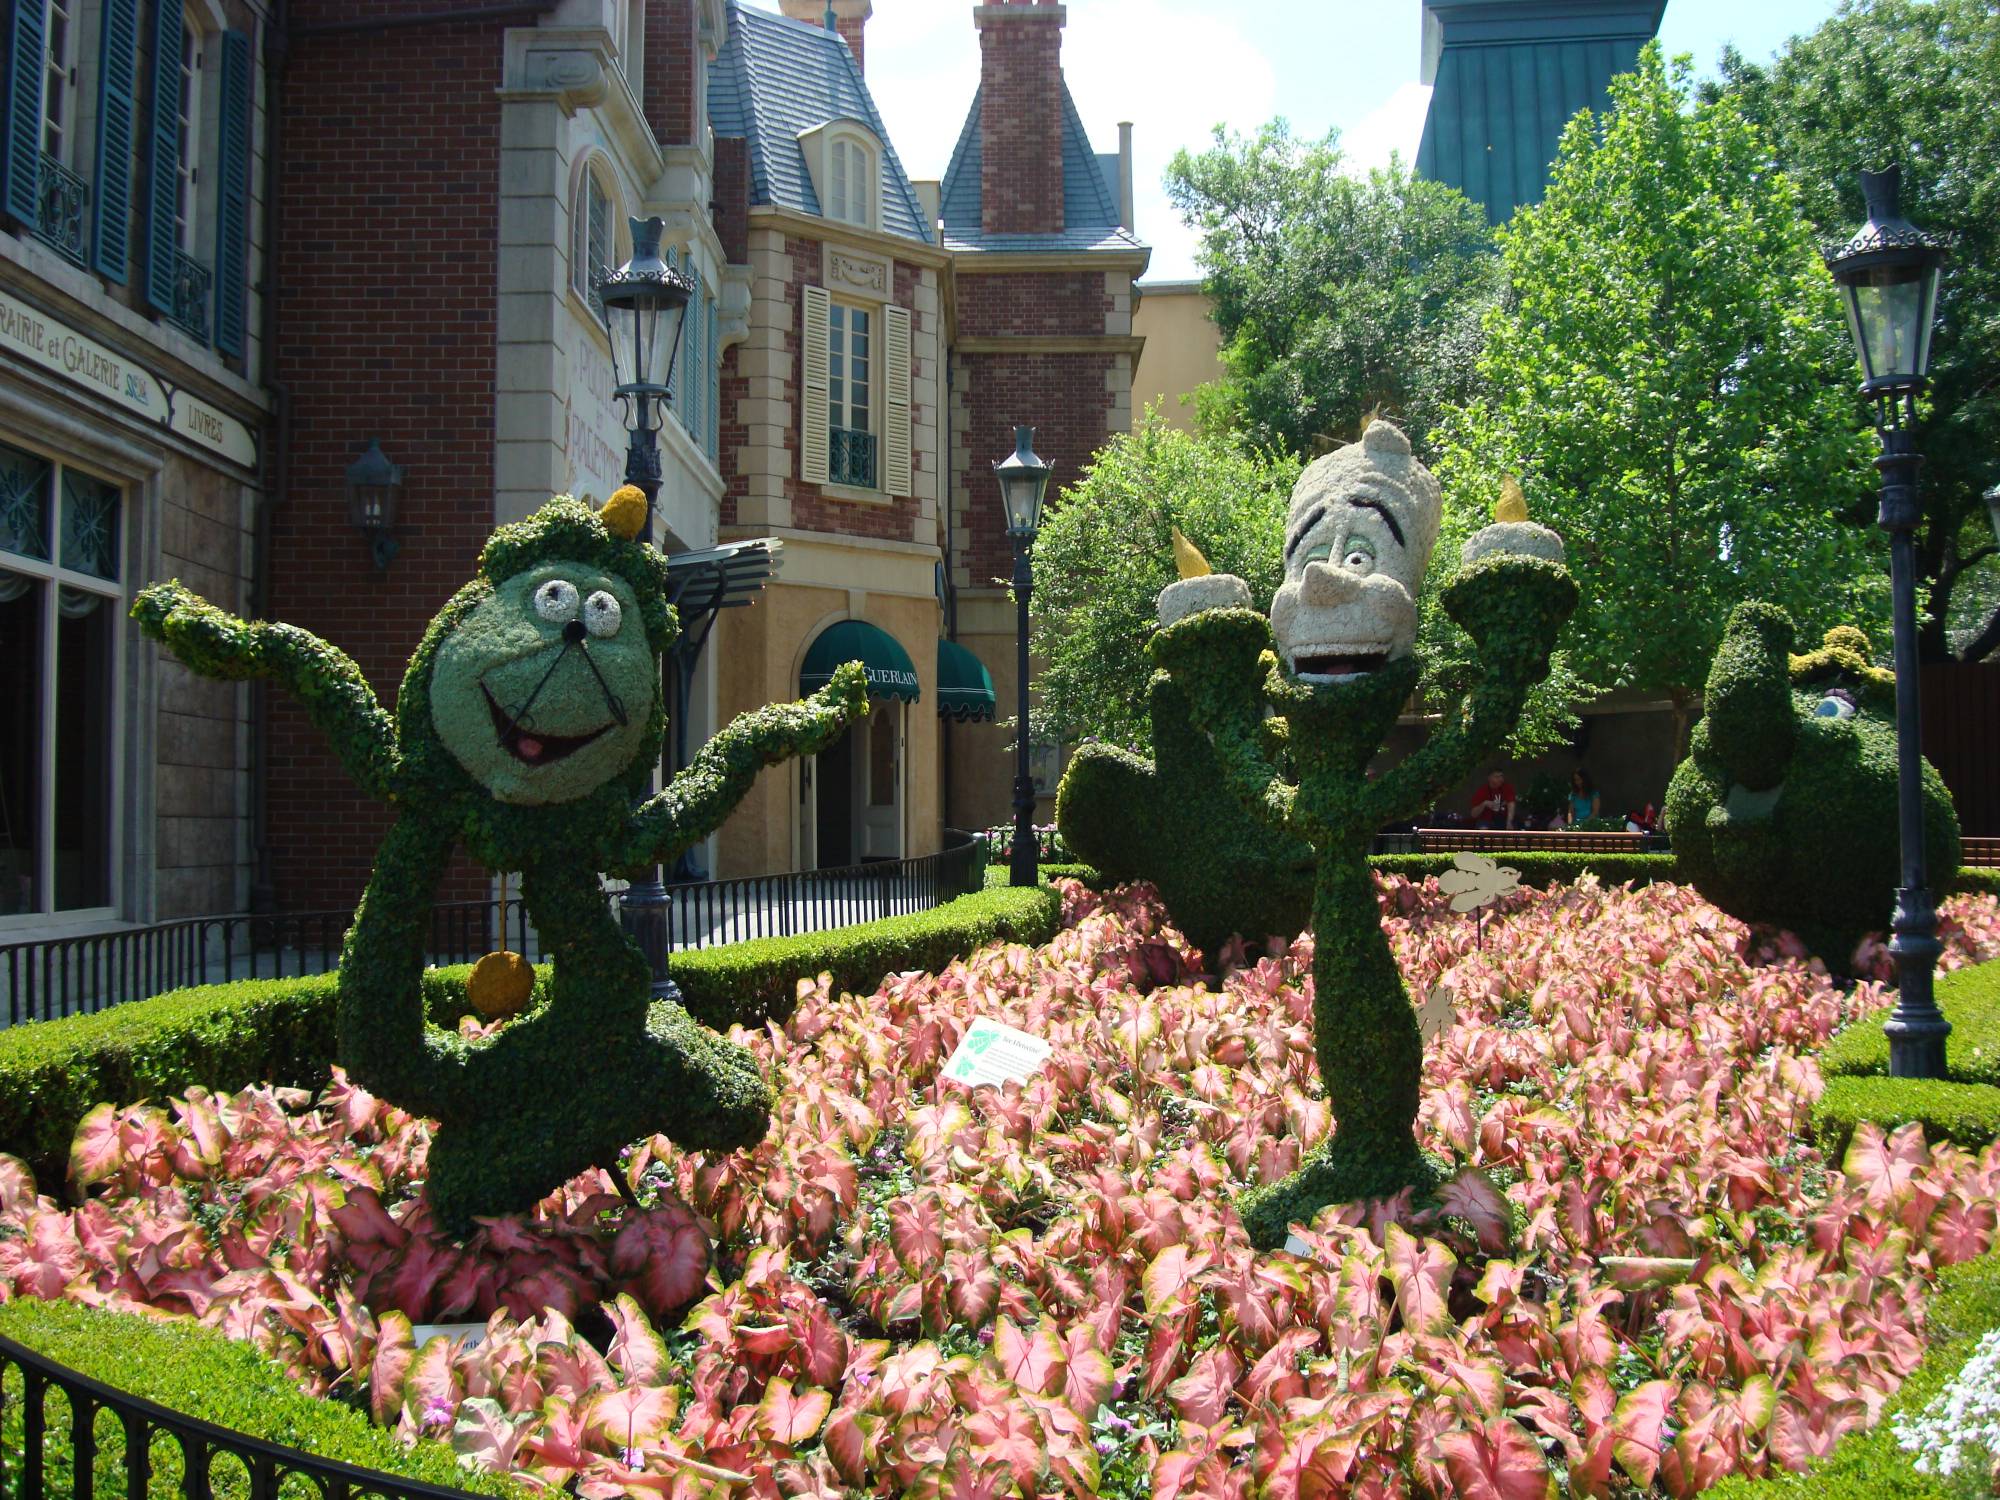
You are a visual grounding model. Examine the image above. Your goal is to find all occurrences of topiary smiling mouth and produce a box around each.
[1292,650,1389,682]
[482,683,613,767]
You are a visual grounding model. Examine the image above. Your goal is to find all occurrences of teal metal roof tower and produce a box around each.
[1415,0,1666,226]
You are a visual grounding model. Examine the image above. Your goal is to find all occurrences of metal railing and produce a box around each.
[0,836,985,1028]
[829,426,876,488]
[34,154,88,267]
[0,1328,482,1500]
[167,251,212,340]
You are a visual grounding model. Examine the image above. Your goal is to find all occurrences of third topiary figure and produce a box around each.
[1133,420,1576,1247]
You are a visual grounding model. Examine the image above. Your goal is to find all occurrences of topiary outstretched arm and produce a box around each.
[615,661,870,868]
[132,580,399,803]
[1361,554,1577,828]
[1149,607,1298,834]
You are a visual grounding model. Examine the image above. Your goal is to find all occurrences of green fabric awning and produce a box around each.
[937,638,996,722]
[800,619,920,702]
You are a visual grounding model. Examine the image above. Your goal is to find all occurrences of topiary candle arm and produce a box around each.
[131,581,400,804]
[616,663,870,868]
[1360,554,1577,828]
[1149,607,1299,834]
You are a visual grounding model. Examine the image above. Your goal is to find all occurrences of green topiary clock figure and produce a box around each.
[132,489,868,1232]
[1134,421,1577,1247]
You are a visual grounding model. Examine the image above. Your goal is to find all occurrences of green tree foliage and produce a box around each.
[1436,46,1882,727]
[1027,414,1298,753]
[1165,122,1498,458]
[1709,0,2000,664]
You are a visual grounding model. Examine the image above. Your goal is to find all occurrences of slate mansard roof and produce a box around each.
[937,85,1144,255]
[709,1,933,244]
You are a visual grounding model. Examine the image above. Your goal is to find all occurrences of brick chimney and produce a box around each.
[975,0,1066,235]
[644,0,699,145]
[778,0,872,73]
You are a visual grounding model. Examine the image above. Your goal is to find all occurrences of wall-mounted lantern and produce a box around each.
[345,439,404,569]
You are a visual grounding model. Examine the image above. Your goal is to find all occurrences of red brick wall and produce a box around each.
[714,137,750,264]
[955,349,1115,587]
[267,3,504,910]
[975,1,1065,235]
[835,16,866,72]
[955,271,1110,338]
[645,0,698,147]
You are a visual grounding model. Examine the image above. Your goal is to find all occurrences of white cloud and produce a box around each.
[1339,81,1431,176]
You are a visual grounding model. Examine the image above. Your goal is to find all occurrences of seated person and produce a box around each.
[1550,767,1600,829]
[1468,769,1516,830]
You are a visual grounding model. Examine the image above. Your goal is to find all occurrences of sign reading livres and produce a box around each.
[0,288,259,470]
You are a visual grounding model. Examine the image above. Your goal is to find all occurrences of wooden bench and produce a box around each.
[1965,836,2000,869]
[1412,828,1654,855]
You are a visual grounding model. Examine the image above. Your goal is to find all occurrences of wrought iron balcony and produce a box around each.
[168,250,213,340]
[33,153,88,266]
[830,425,877,489]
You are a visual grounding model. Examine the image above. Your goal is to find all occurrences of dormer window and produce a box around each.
[799,120,878,232]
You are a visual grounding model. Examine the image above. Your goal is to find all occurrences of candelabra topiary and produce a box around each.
[1130,423,1576,1247]
[132,492,867,1231]
[1665,603,1959,969]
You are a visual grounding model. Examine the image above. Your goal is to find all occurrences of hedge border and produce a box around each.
[0,885,1063,1182]
[1813,1075,2000,1159]
[1822,960,2000,1088]
[1702,1248,2000,1498]
[0,1298,522,1498]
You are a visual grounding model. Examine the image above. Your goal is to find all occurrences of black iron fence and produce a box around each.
[0,836,986,1028]
[0,1329,481,1500]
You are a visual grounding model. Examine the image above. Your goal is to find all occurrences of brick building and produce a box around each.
[2,0,1145,948]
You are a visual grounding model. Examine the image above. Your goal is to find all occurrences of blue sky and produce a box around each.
[855,0,1848,281]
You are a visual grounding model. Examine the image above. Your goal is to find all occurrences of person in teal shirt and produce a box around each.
[1555,766,1599,828]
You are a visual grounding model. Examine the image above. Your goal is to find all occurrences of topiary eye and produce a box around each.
[1303,543,1332,566]
[583,590,623,639]
[1343,539,1376,572]
[533,579,580,623]
[1814,694,1857,720]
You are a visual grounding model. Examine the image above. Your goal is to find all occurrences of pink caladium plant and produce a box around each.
[2,875,1997,1497]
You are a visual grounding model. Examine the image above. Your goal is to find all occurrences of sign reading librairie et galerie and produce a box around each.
[0,288,259,470]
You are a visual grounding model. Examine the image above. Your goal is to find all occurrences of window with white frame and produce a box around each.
[827,136,874,229]
[827,301,874,487]
[573,161,616,323]
[175,7,204,253]
[0,440,124,918]
[40,0,79,164]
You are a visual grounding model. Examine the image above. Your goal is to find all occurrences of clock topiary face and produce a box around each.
[428,557,658,806]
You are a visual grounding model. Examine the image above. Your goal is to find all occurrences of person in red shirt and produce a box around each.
[1469,769,1516,829]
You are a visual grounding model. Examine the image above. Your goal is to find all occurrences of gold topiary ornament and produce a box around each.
[601,484,649,542]
[466,871,535,1019]
[1494,475,1529,523]
[1171,527,1212,579]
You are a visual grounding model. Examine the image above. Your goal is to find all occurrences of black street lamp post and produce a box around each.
[599,215,693,999]
[1825,165,1951,1077]
[993,426,1053,888]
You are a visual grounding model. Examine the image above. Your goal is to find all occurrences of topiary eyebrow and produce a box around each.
[1286,495,1405,563]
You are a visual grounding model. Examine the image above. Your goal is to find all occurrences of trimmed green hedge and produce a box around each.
[1814,1075,2000,1158]
[1703,1249,2000,1498]
[1957,867,2000,900]
[1823,960,2000,1088]
[674,882,1062,1030]
[0,967,488,1188]
[0,1298,523,1498]
[0,885,1061,1180]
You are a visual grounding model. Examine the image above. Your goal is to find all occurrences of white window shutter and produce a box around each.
[884,304,912,497]
[802,285,831,485]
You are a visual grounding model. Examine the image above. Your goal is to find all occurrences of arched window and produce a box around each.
[827,135,874,228]
[571,158,618,323]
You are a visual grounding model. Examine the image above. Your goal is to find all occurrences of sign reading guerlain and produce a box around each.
[0,288,259,469]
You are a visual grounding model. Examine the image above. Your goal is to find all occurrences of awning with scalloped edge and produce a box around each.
[799,619,920,702]
[937,638,996,722]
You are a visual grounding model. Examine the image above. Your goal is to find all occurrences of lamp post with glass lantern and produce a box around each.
[993,426,1053,888]
[1825,165,1951,1077]
[598,215,694,999]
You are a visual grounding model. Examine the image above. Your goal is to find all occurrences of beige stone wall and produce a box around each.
[1131,282,1224,433]
[154,455,255,920]
[711,532,944,876]
[946,591,1056,834]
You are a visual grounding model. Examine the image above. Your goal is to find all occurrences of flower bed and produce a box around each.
[3,876,2000,1498]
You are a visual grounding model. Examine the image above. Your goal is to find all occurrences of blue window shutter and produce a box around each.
[213,29,251,356]
[707,297,719,460]
[144,0,186,316]
[92,0,141,281]
[2,1,45,225]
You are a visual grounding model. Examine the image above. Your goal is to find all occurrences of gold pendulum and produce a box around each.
[467,870,534,1019]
